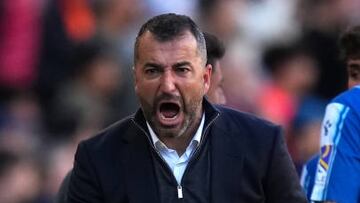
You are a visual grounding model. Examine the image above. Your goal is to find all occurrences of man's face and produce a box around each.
[207,60,226,104]
[347,59,360,88]
[134,31,211,138]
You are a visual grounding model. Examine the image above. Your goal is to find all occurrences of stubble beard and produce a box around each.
[140,94,203,139]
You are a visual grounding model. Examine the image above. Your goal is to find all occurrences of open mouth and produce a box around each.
[159,102,180,120]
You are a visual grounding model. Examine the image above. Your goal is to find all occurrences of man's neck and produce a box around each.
[157,112,204,156]
[161,135,193,156]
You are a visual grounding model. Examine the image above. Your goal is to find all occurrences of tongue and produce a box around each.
[161,109,178,118]
[160,103,179,118]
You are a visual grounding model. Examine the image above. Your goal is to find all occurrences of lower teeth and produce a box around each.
[160,114,177,120]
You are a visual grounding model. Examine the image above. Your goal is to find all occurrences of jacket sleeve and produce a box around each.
[67,142,103,203]
[55,170,72,203]
[265,126,308,203]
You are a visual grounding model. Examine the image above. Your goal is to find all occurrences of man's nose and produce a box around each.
[159,70,176,93]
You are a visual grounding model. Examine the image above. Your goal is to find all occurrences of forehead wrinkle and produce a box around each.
[137,32,201,67]
[144,31,201,53]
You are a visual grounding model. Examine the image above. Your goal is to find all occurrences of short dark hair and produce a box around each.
[204,32,225,72]
[339,25,360,60]
[70,39,115,77]
[262,43,310,74]
[134,13,206,64]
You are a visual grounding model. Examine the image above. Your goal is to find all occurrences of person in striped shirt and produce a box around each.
[302,25,360,203]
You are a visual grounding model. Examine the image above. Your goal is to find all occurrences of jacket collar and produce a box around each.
[125,98,246,202]
[123,98,220,202]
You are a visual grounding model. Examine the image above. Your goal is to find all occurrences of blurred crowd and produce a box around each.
[1,0,360,202]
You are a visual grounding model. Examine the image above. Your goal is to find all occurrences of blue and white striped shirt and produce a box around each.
[309,85,360,202]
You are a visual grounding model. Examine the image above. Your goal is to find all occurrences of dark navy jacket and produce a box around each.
[67,99,307,203]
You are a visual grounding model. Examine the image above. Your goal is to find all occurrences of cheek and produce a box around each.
[348,79,357,88]
[182,82,206,103]
[135,81,155,101]
[136,84,156,113]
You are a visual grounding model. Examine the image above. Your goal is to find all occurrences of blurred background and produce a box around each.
[1,0,360,202]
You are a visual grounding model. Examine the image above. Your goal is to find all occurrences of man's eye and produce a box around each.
[145,68,159,74]
[349,67,360,79]
[176,67,190,73]
[350,72,359,78]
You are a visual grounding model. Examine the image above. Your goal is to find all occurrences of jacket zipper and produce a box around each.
[177,185,183,199]
[132,120,183,198]
[180,112,219,184]
[131,112,219,199]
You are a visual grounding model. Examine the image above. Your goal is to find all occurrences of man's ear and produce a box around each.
[204,63,212,94]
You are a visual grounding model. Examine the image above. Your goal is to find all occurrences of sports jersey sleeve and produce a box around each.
[310,102,360,202]
[300,155,319,201]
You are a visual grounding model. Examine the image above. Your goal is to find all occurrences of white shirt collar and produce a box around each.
[146,113,205,150]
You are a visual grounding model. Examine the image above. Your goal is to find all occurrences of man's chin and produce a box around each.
[149,113,190,138]
[155,126,183,138]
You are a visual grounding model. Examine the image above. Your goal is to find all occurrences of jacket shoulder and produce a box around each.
[212,105,284,154]
[215,105,280,133]
[78,115,136,153]
[69,116,137,202]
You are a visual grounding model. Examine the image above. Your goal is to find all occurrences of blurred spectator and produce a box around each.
[291,97,326,173]
[47,40,121,138]
[43,140,78,201]
[198,0,245,42]
[147,0,196,17]
[257,43,319,133]
[35,0,89,116]
[255,42,326,171]
[93,0,143,40]
[61,0,96,42]
[0,92,46,203]
[0,92,43,155]
[305,25,360,203]
[0,150,43,203]
[92,0,144,119]
[0,0,42,90]
[298,0,349,100]
[241,0,300,46]
[219,41,262,113]
[204,32,226,105]
[199,0,263,112]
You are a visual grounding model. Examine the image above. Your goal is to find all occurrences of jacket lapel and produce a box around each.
[210,123,244,203]
[122,110,160,203]
[123,100,235,203]
[202,99,245,202]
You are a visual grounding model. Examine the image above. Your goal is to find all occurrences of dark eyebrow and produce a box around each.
[173,61,191,68]
[144,62,163,69]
